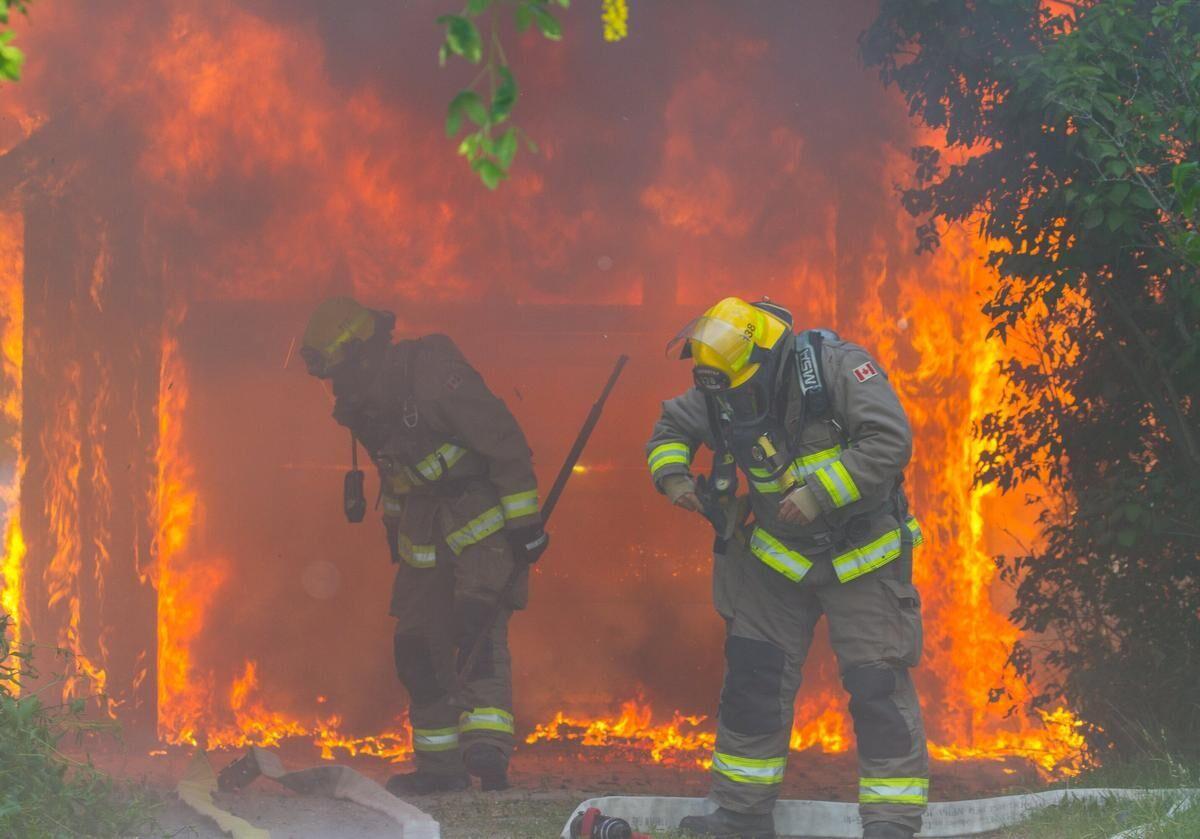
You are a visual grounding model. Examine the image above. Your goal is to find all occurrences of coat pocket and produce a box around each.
[880,578,923,667]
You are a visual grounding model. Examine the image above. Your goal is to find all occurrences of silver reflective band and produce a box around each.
[832,528,902,583]
[813,460,861,508]
[411,444,468,482]
[460,707,515,734]
[711,751,787,786]
[647,442,691,475]
[395,533,437,568]
[749,528,812,582]
[859,776,929,805]
[413,727,460,752]
[501,489,539,520]
[446,505,506,555]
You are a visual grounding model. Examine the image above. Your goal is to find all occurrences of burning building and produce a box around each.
[0,0,1084,783]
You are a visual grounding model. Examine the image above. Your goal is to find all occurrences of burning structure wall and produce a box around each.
[0,0,1083,774]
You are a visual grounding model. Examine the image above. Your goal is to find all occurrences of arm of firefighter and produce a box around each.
[645,389,711,492]
[427,342,541,529]
[807,347,913,515]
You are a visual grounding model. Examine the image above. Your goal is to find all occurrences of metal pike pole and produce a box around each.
[454,353,629,688]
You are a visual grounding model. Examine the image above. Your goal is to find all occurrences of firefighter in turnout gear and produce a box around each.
[301,297,547,795]
[647,297,929,839]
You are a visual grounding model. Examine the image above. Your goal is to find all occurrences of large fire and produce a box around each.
[0,0,1089,787]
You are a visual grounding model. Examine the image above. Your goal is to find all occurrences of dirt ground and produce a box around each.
[89,739,1050,838]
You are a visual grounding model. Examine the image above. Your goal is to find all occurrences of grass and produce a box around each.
[0,615,162,838]
[987,754,1199,839]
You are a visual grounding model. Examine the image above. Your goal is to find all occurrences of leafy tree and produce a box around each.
[435,0,568,189]
[863,0,1200,758]
[436,0,629,188]
[0,1,30,82]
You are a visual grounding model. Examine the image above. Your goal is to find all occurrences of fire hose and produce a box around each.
[558,790,1199,839]
[454,354,629,689]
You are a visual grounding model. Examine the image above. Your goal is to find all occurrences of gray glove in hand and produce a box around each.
[777,483,821,526]
[662,474,702,513]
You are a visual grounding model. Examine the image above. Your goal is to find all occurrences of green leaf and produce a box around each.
[438,14,483,63]
[1106,210,1128,232]
[1110,181,1131,204]
[446,91,487,137]
[530,5,562,40]
[515,4,534,32]
[473,158,505,189]
[458,134,483,160]
[491,66,517,122]
[495,127,518,169]
[1130,189,1158,210]
[1083,206,1105,228]
[1116,529,1138,548]
[466,0,493,15]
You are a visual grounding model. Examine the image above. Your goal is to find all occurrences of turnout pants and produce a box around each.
[387,522,526,777]
[710,537,929,833]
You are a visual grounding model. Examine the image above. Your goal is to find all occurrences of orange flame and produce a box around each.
[525,698,716,768]
[0,211,24,651]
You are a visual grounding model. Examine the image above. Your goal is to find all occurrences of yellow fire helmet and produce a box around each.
[668,296,793,392]
[300,296,379,378]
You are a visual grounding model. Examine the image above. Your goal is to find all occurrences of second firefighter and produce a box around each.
[300,297,547,795]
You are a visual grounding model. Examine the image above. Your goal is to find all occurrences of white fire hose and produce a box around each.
[560,789,1199,838]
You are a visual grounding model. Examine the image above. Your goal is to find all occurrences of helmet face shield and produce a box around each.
[667,297,793,398]
[667,316,758,371]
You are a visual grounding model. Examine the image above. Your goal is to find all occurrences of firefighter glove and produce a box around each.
[507,524,549,565]
[662,474,702,513]
[778,483,821,525]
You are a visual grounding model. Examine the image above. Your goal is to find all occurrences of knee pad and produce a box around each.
[453,598,496,681]
[393,633,444,706]
[843,665,912,759]
[718,635,785,735]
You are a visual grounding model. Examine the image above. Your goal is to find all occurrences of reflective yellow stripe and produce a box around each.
[459,707,514,734]
[413,726,459,752]
[410,443,469,483]
[500,489,539,521]
[744,465,792,492]
[382,494,405,516]
[647,442,692,476]
[395,533,437,568]
[813,460,861,508]
[905,515,924,547]
[859,776,929,805]
[749,446,842,495]
[833,528,902,583]
[445,505,505,555]
[749,527,812,582]
[795,445,841,471]
[711,751,787,786]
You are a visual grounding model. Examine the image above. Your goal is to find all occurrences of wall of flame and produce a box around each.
[0,0,1085,775]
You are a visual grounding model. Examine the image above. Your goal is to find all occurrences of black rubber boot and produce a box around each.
[463,743,510,791]
[679,807,776,838]
[862,822,916,839]
[385,770,469,796]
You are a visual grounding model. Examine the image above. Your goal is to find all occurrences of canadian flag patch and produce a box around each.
[853,361,879,383]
